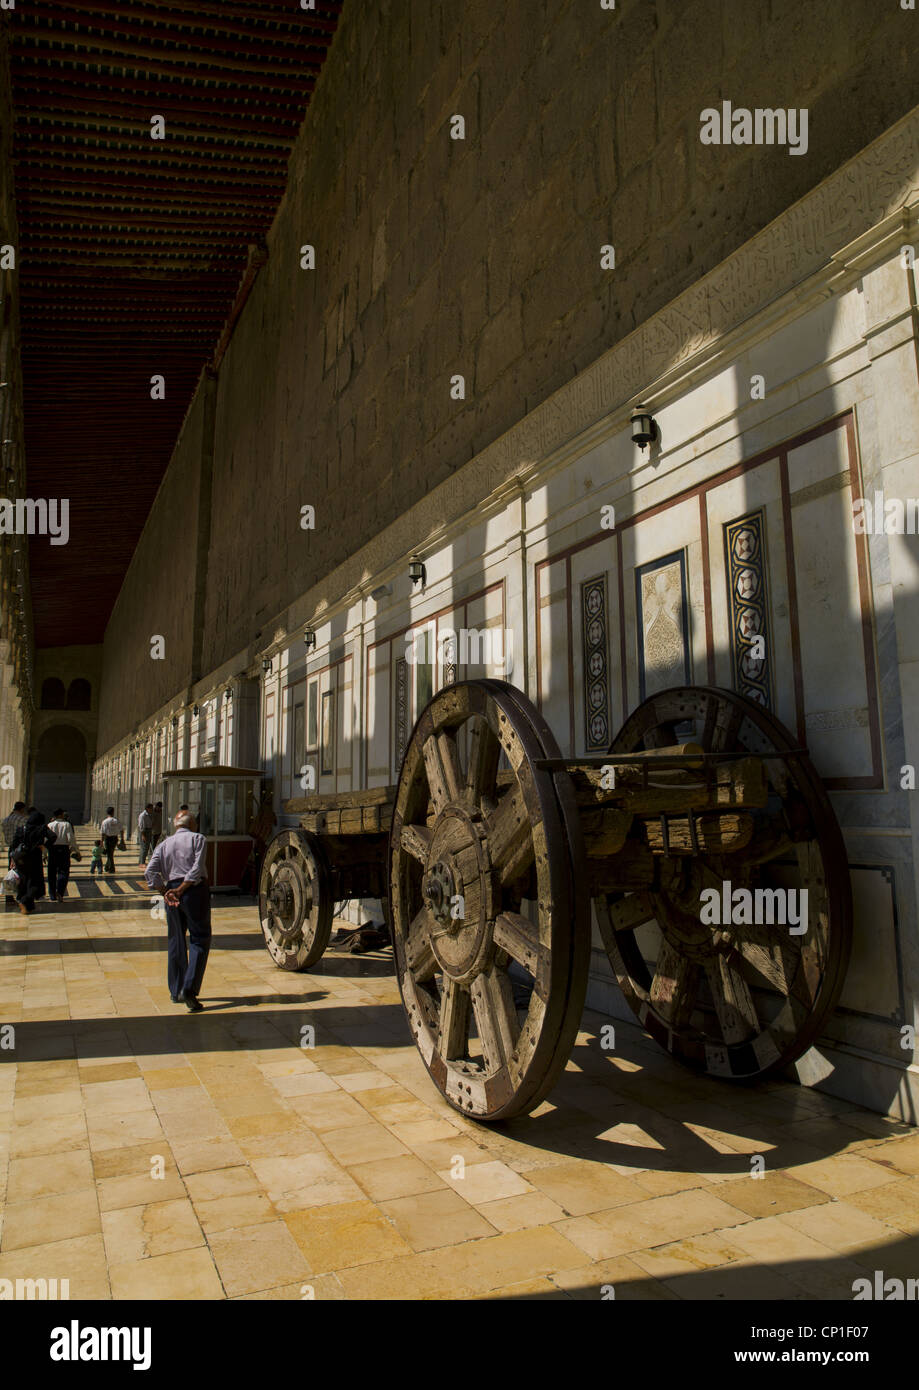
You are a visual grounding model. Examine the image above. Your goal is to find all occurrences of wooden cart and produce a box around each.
[259,680,851,1123]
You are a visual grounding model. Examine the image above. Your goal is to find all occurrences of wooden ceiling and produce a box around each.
[8,0,344,649]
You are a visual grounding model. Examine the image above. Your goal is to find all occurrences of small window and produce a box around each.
[66,678,91,710]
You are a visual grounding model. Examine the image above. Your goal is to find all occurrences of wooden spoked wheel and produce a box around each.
[390,680,590,1122]
[593,686,852,1079]
[259,829,334,971]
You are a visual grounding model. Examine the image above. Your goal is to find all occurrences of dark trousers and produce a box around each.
[140,831,153,861]
[165,878,211,1000]
[48,846,71,899]
[103,835,118,873]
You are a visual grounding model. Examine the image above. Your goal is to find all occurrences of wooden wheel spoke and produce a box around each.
[406,906,437,981]
[485,784,533,884]
[704,955,760,1044]
[465,715,501,805]
[734,935,794,995]
[493,910,541,976]
[438,978,470,1059]
[470,964,519,1071]
[702,698,744,754]
[610,891,656,933]
[400,823,433,864]
[649,939,699,1028]
[422,731,462,814]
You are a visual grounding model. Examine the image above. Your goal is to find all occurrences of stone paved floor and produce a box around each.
[1,902,919,1300]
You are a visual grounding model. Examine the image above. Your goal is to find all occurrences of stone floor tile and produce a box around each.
[97,1169,188,1213]
[81,1077,154,1115]
[285,1199,413,1271]
[194,1193,277,1233]
[322,1121,410,1166]
[783,1152,902,1198]
[86,1108,165,1151]
[845,1175,919,1232]
[475,1191,568,1233]
[208,1220,311,1297]
[92,1141,177,1180]
[6,1147,94,1202]
[551,1255,678,1300]
[183,1165,261,1202]
[438,1159,534,1206]
[0,1233,111,1300]
[379,1188,497,1252]
[710,1170,829,1219]
[109,1244,224,1299]
[629,1229,750,1278]
[518,1160,646,1216]
[78,1062,143,1085]
[13,1090,85,1123]
[1,1188,101,1250]
[10,1112,88,1157]
[777,1200,898,1253]
[348,1154,446,1203]
[101,1198,204,1262]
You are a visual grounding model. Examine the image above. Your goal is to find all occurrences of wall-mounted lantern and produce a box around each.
[630,404,658,449]
[262,657,272,674]
[192,704,199,717]
[303,627,316,651]
[409,557,426,589]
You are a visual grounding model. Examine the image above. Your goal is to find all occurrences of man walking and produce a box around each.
[150,801,163,853]
[144,810,210,1012]
[46,808,75,903]
[137,803,154,863]
[100,806,122,874]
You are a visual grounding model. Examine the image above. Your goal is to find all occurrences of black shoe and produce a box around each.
[179,992,203,1013]
[170,994,181,1003]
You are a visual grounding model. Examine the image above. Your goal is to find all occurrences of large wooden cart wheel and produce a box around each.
[259,829,334,971]
[593,686,852,1080]
[390,679,590,1122]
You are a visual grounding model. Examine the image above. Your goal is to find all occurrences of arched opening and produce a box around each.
[32,724,87,822]
[40,677,66,709]
[66,677,91,710]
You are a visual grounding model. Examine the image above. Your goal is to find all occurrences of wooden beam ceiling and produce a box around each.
[7,0,344,649]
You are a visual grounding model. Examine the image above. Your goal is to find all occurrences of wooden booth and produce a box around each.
[161,766,262,891]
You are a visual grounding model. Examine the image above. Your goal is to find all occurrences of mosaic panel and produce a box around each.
[581,574,611,751]
[635,551,691,700]
[394,656,408,775]
[723,509,773,709]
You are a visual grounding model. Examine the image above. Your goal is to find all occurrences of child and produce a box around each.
[90,840,103,876]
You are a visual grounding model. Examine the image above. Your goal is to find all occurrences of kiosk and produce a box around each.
[161,766,262,891]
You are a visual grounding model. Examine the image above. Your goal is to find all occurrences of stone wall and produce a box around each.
[97,0,919,746]
[0,28,33,813]
[95,390,205,751]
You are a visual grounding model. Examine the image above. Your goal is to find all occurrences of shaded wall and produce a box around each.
[96,390,205,750]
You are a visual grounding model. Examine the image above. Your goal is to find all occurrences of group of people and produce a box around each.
[96,801,163,873]
[2,801,78,913]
